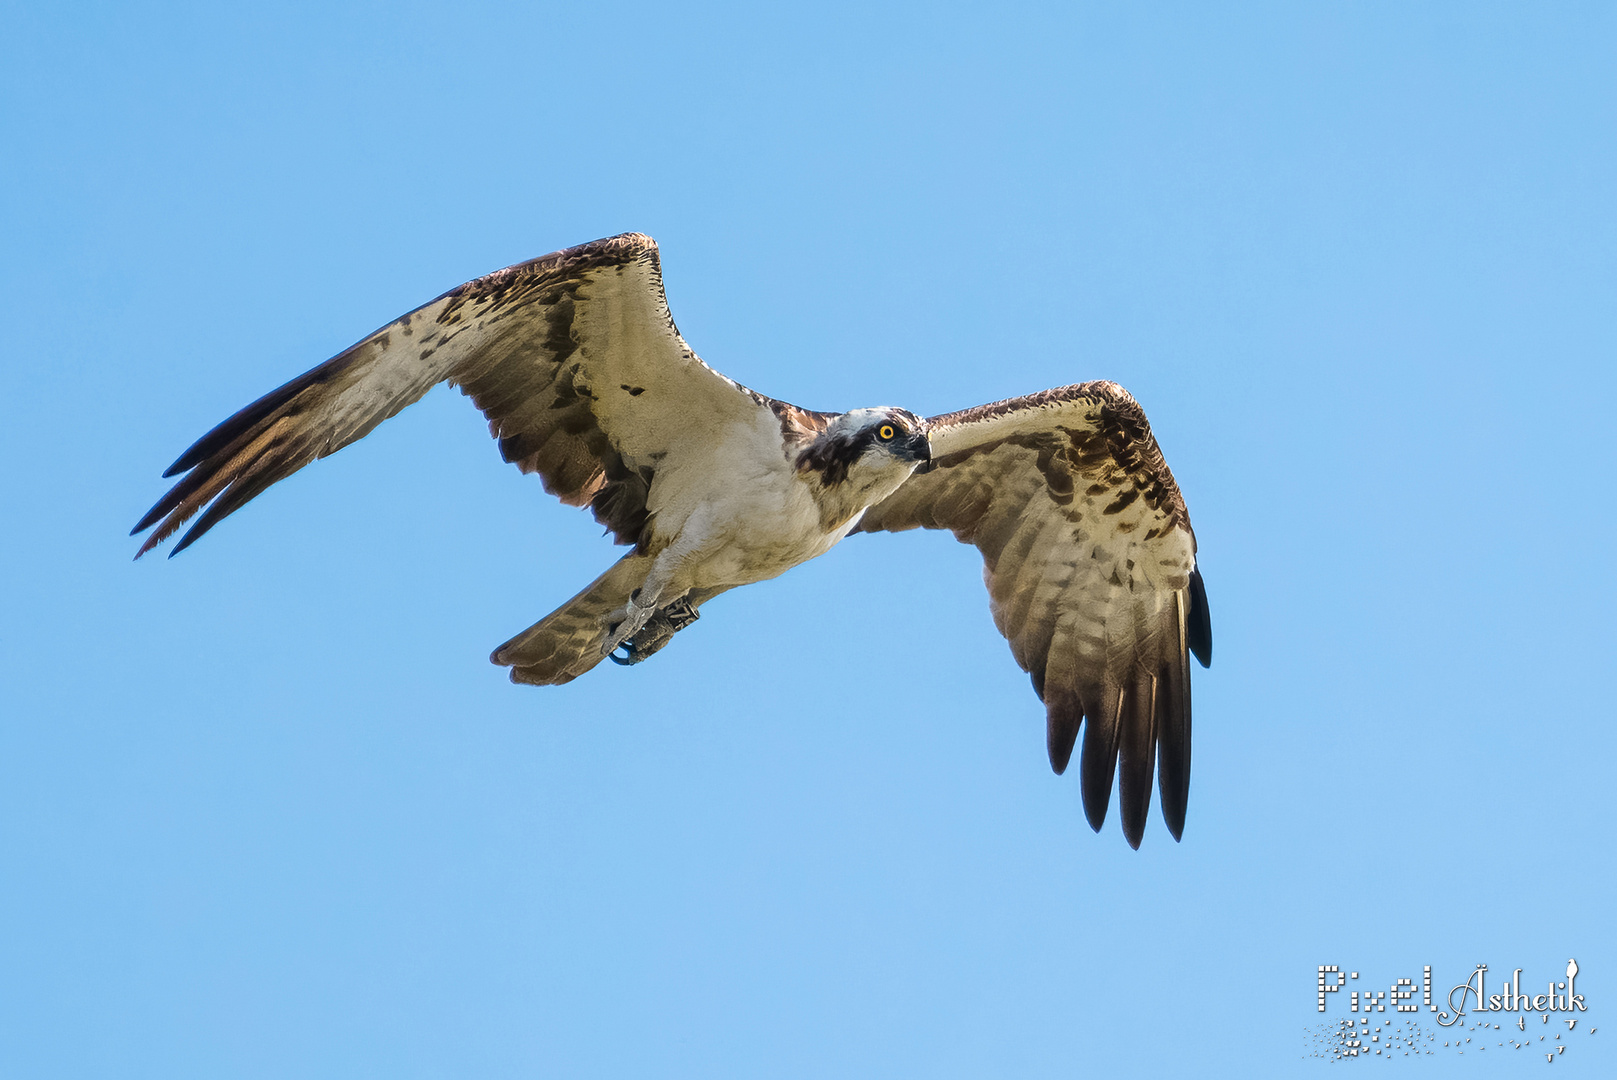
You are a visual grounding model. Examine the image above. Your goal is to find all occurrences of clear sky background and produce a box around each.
[3,2,1614,1076]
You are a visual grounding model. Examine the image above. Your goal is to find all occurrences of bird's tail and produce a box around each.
[490,552,655,686]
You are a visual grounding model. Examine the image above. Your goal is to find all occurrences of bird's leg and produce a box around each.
[661,595,699,631]
[607,597,700,667]
[603,511,716,658]
[600,543,691,657]
[601,585,662,657]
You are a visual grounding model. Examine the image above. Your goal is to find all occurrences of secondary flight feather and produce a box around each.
[132,233,1212,848]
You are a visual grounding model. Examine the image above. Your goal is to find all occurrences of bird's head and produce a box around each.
[797,407,931,489]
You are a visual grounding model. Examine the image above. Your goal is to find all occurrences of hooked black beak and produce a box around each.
[911,433,934,473]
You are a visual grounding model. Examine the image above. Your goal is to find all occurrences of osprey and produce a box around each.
[133,233,1212,847]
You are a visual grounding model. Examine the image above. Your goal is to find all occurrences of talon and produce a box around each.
[600,622,630,658]
[600,597,655,657]
[603,595,700,668]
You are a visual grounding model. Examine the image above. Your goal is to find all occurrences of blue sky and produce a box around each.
[3,2,1613,1075]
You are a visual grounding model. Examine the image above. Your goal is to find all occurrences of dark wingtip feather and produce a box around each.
[168,530,200,557]
[131,500,169,536]
[1045,697,1080,775]
[1159,786,1188,841]
[164,420,239,478]
[1156,684,1190,841]
[1187,565,1212,668]
[1116,679,1156,849]
[161,353,358,478]
[1079,695,1120,834]
[1161,787,1186,841]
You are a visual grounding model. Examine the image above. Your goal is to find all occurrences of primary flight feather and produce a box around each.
[133,233,1212,847]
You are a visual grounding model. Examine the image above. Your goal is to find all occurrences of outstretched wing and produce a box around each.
[855,382,1212,847]
[132,233,774,557]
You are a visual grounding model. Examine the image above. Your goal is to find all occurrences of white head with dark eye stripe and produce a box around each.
[797,407,931,490]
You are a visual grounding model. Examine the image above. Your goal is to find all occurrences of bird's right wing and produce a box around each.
[133,233,778,557]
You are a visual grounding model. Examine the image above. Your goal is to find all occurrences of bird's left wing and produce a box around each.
[855,382,1212,847]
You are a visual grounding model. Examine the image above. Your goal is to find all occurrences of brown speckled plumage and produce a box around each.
[132,235,1210,848]
[857,382,1208,846]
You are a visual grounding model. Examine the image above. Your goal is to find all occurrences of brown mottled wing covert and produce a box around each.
[132,233,771,557]
[855,382,1211,847]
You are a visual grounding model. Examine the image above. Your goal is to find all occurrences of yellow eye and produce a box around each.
[878,424,896,441]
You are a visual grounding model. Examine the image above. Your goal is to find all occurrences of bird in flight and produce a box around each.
[133,233,1211,847]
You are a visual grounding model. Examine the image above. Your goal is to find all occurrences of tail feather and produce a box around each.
[491,553,653,686]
